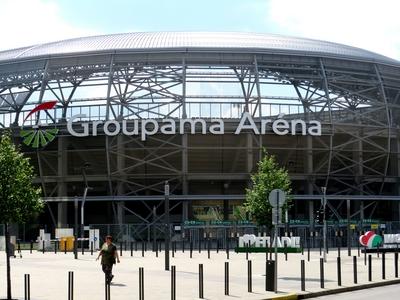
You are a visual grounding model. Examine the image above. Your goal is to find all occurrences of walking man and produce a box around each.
[96,235,120,284]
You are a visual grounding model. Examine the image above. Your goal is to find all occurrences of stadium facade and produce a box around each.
[0,32,399,229]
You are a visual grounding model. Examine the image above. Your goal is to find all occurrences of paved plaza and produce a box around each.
[0,247,398,299]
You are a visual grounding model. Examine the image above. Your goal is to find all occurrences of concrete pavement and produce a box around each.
[0,247,398,299]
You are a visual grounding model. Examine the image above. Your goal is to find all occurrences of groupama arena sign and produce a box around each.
[21,101,322,148]
[68,112,322,141]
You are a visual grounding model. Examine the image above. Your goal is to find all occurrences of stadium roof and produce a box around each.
[0,31,398,65]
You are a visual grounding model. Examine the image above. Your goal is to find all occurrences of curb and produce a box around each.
[263,293,298,300]
[263,278,400,300]
[298,278,400,299]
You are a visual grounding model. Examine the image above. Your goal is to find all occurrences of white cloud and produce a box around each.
[0,0,98,51]
[266,0,400,60]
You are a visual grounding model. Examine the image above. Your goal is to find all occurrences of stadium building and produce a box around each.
[0,32,399,231]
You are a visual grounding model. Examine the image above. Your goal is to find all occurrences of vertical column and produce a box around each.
[246,134,254,183]
[57,136,68,227]
[253,55,263,160]
[116,134,125,225]
[181,58,189,221]
[182,133,189,221]
[393,137,400,221]
[353,120,363,221]
[306,136,314,225]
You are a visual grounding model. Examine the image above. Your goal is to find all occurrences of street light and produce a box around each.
[164,181,170,271]
[81,162,92,251]
[321,186,327,263]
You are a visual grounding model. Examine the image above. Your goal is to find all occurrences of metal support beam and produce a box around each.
[105,55,115,196]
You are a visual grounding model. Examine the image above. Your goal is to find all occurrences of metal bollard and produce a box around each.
[139,267,144,300]
[30,240,33,254]
[368,255,372,281]
[73,240,77,259]
[320,258,324,288]
[364,246,367,266]
[217,239,219,253]
[190,241,193,258]
[24,274,30,300]
[348,241,351,257]
[54,240,57,254]
[142,242,145,257]
[226,242,230,260]
[64,240,67,254]
[199,238,201,253]
[171,265,176,300]
[224,262,229,295]
[91,242,94,256]
[301,260,305,291]
[82,242,84,255]
[353,256,358,284]
[130,241,133,257]
[104,273,110,300]
[382,252,386,280]
[395,252,399,278]
[120,242,123,257]
[284,242,288,261]
[307,245,310,262]
[42,240,45,254]
[182,240,185,253]
[337,257,341,286]
[18,240,21,253]
[247,260,252,292]
[135,241,138,252]
[319,240,322,256]
[68,271,74,300]
[199,264,204,299]
[207,239,210,259]
[265,261,267,291]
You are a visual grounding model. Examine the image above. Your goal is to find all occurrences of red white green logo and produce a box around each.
[359,231,383,248]
[20,101,58,148]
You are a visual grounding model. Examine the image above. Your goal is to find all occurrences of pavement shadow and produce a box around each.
[110,283,127,287]
[279,276,334,282]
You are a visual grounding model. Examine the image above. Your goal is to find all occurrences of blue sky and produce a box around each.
[1,0,399,60]
[56,0,269,33]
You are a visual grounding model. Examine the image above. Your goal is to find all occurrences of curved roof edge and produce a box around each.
[0,32,398,66]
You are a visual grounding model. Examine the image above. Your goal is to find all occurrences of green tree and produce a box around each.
[0,132,43,300]
[245,151,291,226]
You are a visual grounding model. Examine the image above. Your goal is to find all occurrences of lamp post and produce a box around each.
[74,195,78,259]
[321,187,327,263]
[164,181,170,271]
[80,162,92,251]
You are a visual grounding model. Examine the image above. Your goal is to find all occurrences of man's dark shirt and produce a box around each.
[101,243,117,265]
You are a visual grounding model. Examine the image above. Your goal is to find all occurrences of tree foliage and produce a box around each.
[0,131,43,300]
[244,151,292,226]
[0,132,43,224]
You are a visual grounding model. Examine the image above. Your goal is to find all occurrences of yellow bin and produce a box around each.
[59,237,75,251]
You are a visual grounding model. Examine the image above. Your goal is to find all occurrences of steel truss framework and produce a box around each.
[1,50,400,224]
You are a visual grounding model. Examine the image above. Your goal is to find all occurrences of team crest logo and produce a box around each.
[20,101,58,148]
[359,231,383,248]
